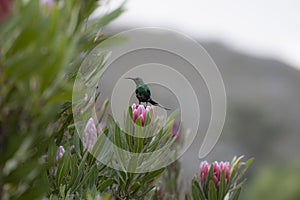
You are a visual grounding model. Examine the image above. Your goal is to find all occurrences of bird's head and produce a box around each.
[125,77,144,86]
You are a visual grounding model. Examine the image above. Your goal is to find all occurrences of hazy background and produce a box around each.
[96,0,300,199]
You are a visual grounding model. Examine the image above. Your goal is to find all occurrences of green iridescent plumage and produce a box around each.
[126,77,170,110]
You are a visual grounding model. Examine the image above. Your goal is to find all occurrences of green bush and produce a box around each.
[0,1,123,199]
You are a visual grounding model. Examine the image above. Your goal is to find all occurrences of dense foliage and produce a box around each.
[0,0,123,199]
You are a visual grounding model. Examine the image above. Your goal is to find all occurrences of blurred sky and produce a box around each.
[97,0,300,69]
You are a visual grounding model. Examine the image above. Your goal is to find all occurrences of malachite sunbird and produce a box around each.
[125,77,170,110]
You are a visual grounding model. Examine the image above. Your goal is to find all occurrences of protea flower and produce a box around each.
[192,157,253,200]
[55,146,65,161]
[69,145,75,153]
[83,118,98,152]
[199,161,211,186]
[53,146,66,176]
[212,161,231,187]
[131,103,152,126]
[199,161,231,187]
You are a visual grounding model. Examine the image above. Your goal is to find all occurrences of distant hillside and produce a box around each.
[202,41,300,160]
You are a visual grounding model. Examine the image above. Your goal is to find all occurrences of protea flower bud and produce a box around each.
[83,118,97,152]
[213,161,231,187]
[199,161,231,187]
[132,104,152,126]
[200,161,210,186]
[194,157,253,200]
[55,146,65,161]
[69,145,75,153]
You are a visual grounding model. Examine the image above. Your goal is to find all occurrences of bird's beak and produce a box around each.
[125,77,134,80]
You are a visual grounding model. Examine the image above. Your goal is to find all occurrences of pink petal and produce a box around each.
[138,114,145,126]
[137,105,144,116]
[132,103,137,111]
[133,110,138,122]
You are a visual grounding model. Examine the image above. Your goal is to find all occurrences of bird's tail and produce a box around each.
[149,99,171,110]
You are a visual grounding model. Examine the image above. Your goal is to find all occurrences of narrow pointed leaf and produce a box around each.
[236,158,254,181]
[231,188,241,200]
[218,171,226,199]
[134,121,144,153]
[192,178,206,200]
[97,178,114,192]
[208,180,217,200]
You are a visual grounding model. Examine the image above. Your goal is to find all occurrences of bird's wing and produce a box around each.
[143,85,151,99]
[136,85,151,100]
[143,84,151,96]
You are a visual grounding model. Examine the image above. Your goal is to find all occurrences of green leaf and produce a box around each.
[227,166,236,192]
[143,168,165,184]
[111,119,129,171]
[97,178,114,192]
[112,117,123,148]
[231,156,244,171]
[59,184,66,198]
[192,178,206,200]
[244,157,254,169]
[115,170,127,188]
[147,128,164,152]
[236,158,254,181]
[160,119,175,141]
[47,139,57,167]
[208,180,217,200]
[68,156,79,189]
[88,6,125,32]
[67,6,80,36]
[218,171,226,199]
[69,151,88,193]
[228,179,246,194]
[148,188,159,200]
[75,165,98,190]
[130,181,141,195]
[73,131,82,159]
[128,155,138,173]
[91,128,108,157]
[136,186,156,199]
[230,188,241,200]
[56,151,70,186]
[206,165,214,191]
[134,122,144,153]
[125,107,133,150]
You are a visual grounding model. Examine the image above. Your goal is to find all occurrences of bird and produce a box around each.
[125,77,170,110]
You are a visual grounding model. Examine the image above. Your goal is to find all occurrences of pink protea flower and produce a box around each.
[200,161,211,186]
[69,145,75,153]
[199,161,231,188]
[196,157,253,200]
[216,161,231,184]
[132,103,152,126]
[55,146,65,161]
[83,118,98,152]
